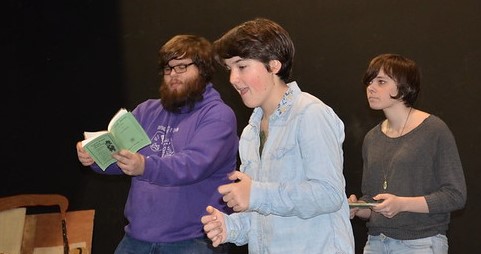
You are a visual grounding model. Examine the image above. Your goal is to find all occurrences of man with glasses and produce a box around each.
[76,35,238,253]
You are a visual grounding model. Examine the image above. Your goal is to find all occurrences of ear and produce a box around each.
[269,60,282,74]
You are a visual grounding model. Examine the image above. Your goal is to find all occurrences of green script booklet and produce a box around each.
[81,108,151,171]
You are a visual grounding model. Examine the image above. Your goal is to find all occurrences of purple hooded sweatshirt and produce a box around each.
[90,83,238,243]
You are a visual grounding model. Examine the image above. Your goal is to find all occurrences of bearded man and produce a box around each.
[76,35,238,254]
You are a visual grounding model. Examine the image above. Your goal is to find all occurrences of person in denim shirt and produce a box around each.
[201,18,355,254]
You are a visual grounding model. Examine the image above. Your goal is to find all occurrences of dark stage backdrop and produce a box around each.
[4,1,480,253]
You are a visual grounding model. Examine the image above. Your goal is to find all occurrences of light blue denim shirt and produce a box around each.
[223,82,354,253]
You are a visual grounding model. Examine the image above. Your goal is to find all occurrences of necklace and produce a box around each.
[382,107,412,190]
[386,107,412,138]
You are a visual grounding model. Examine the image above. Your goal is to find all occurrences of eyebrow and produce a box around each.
[226,58,246,68]
[375,74,391,80]
[233,58,248,64]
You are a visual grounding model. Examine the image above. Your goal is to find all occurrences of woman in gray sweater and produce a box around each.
[349,53,466,254]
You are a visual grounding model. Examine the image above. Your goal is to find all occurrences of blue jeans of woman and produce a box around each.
[114,234,231,254]
[364,233,448,254]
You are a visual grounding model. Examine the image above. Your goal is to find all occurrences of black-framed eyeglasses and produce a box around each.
[162,62,195,75]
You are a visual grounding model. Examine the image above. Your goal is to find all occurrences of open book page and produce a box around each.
[108,111,151,152]
[107,108,128,131]
[81,132,119,170]
[80,108,151,171]
[83,130,109,140]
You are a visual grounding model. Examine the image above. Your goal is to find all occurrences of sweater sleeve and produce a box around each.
[424,118,467,213]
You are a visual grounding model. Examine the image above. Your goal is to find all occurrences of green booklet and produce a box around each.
[81,108,151,171]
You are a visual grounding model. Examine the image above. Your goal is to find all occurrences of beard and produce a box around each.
[160,75,205,113]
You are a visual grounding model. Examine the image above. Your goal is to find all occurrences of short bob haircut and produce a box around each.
[362,53,421,107]
[213,18,295,83]
[158,34,215,83]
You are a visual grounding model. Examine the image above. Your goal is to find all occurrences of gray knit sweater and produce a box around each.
[360,115,466,240]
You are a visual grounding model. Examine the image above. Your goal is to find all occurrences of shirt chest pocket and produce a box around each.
[263,143,303,181]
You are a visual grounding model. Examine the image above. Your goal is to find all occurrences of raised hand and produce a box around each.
[218,171,252,212]
[76,141,94,166]
[201,206,227,247]
[112,150,145,176]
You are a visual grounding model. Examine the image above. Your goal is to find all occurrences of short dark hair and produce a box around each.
[159,35,214,83]
[362,53,421,107]
[213,18,295,82]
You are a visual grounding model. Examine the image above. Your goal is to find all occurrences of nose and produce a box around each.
[168,70,180,76]
[229,69,239,87]
[366,83,375,93]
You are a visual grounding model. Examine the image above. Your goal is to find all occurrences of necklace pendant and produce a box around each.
[383,180,388,190]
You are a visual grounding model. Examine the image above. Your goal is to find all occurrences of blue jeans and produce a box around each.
[114,234,231,254]
[364,233,448,254]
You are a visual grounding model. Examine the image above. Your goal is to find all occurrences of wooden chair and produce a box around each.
[0,194,94,254]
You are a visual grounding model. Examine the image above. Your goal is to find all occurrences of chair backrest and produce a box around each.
[0,194,70,254]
